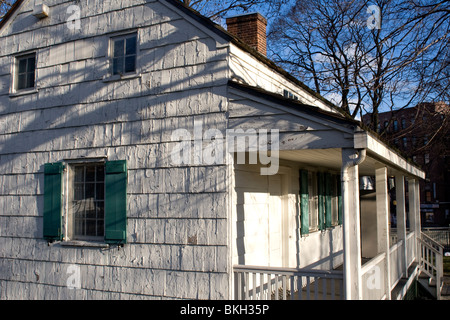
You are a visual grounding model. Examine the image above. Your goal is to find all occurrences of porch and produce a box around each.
[233,231,444,300]
[231,140,443,300]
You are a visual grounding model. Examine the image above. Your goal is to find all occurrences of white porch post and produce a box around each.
[375,167,391,300]
[408,178,421,262]
[395,175,408,276]
[341,149,364,300]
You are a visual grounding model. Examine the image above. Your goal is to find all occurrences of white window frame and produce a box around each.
[109,32,139,76]
[63,158,107,243]
[11,52,37,95]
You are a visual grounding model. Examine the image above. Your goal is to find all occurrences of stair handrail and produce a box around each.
[418,232,444,300]
[421,232,444,251]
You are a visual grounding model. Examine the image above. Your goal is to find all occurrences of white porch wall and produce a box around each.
[232,160,344,271]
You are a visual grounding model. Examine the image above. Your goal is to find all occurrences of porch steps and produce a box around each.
[391,263,419,300]
[417,272,440,299]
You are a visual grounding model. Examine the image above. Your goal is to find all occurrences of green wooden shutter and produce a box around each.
[300,170,309,236]
[105,160,127,244]
[43,162,64,241]
[317,172,325,230]
[325,173,332,228]
[337,174,342,225]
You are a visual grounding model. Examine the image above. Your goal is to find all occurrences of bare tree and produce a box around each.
[179,0,288,22]
[0,0,15,21]
[268,0,449,132]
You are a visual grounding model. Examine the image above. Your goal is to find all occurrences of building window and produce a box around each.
[283,89,299,100]
[393,120,399,132]
[424,153,430,164]
[402,137,407,148]
[301,171,341,233]
[15,53,36,91]
[43,160,128,244]
[111,33,137,75]
[401,118,406,129]
[426,191,432,202]
[69,164,105,240]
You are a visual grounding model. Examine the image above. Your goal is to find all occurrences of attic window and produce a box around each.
[111,33,137,76]
[283,89,299,101]
[15,53,36,91]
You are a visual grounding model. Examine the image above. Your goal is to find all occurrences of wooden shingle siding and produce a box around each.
[0,0,230,299]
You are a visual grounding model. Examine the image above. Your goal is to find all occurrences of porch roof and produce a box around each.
[228,81,425,180]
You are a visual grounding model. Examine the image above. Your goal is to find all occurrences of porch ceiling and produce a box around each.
[278,148,416,178]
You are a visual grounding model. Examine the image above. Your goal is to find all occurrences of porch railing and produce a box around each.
[422,228,450,251]
[418,233,444,300]
[361,252,387,300]
[234,231,443,300]
[233,265,344,300]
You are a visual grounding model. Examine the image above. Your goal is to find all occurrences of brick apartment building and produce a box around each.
[363,102,450,227]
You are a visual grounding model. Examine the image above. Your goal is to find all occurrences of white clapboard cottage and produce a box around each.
[0,0,444,300]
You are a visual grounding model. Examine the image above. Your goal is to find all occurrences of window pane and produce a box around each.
[97,219,104,236]
[86,199,96,219]
[86,166,96,182]
[113,57,123,75]
[85,183,95,199]
[17,74,27,90]
[124,55,136,73]
[18,58,27,73]
[113,39,124,57]
[27,57,35,72]
[126,36,137,55]
[96,166,104,181]
[74,183,84,200]
[97,202,104,219]
[96,183,104,200]
[26,72,35,89]
[86,219,96,236]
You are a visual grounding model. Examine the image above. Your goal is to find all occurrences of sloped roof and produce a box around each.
[228,80,358,127]
[1,0,343,115]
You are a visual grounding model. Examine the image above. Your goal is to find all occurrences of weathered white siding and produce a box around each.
[229,44,338,114]
[0,0,231,299]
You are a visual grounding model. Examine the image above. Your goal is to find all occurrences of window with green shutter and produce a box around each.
[42,160,127,245]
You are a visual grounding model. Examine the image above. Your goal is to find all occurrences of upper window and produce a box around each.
[15,53,36,91]
[111,33,137,75]
[283,89,299,101]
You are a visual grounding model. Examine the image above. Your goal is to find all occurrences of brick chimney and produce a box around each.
[226,13,267,56]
